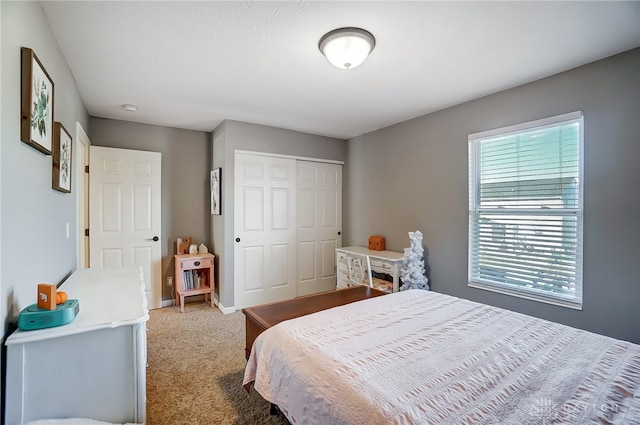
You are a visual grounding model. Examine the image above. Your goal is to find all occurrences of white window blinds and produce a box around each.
[468,112,584,309]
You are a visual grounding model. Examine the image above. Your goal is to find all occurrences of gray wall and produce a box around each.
[211,124,226,307]
[90,118,211,301]
[346,48,640,343]
[1,2,89,336]
[212,120,347,309]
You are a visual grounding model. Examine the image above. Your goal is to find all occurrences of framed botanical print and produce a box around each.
[211,168,221,215]
[21,47,55,155]
[52,122,72,193]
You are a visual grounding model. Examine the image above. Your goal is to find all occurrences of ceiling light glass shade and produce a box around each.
[319,27,375,70]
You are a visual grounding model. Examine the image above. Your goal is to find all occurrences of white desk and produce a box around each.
[336,246,405,293]
[5,267,149,425]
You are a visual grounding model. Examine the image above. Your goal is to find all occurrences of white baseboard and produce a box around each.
[161,299,175,308]
[217,301,236,314]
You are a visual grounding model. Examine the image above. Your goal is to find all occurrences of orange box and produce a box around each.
[37,283,57,310]
[368,235,386,251]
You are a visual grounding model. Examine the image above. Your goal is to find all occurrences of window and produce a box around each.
[468,112,584,309]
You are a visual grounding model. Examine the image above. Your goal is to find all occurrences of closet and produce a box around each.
[234,152,342,309]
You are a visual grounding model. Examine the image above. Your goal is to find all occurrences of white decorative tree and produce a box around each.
[399,230,430,291]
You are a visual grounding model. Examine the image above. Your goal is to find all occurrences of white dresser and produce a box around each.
[5,267,149,425]
[336,246,405,293]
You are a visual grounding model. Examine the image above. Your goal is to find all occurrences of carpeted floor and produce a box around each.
[146,301,289,425]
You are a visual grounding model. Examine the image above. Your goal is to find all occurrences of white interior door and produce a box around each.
[234,153,297,309]
[297,161,342,296]
[89,146,162,309]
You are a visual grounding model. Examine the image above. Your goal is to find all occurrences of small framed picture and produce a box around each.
[52,122,72,193]
[21,47,55,155]
[211,168,221,215]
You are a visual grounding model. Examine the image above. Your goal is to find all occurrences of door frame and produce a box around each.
[235,150,344,166]
[75,122,91,269]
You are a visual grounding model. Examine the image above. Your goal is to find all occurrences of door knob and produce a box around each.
[338,231,341,235]
[236,237,241,242]
[147,236,159,242]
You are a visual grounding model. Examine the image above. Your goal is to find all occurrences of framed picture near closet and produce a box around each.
[21,47,54,155]
[211,168,221,215]
[52,122,72,193]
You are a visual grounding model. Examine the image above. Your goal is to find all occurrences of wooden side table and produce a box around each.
[174,253,215,313]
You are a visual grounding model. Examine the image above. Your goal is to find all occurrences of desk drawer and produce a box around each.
[370,259,394,273]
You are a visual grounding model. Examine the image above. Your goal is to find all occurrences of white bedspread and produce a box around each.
[243,289,640,424]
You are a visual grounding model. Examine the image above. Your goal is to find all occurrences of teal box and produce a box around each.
[17,299,80,331]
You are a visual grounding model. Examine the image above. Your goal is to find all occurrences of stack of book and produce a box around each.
[182,270,207,291]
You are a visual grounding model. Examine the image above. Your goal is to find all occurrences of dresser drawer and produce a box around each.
[178,256,213,270]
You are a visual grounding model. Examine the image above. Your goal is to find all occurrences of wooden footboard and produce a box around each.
[242,286,386,359]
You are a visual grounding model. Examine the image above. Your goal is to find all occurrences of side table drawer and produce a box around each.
[178,256,213,269]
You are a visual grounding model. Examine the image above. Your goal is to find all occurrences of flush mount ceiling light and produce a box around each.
[122,104,138,112]
[318,27,376,70]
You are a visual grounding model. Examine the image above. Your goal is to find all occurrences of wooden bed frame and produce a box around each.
[242,286,386,360]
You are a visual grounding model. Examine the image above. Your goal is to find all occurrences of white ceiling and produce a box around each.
[42,1,640,140]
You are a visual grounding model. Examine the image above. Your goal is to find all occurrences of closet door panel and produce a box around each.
[296,161,343,296]
[234,154,297,309]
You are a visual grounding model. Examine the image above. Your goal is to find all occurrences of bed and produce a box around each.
[243,289,640,424]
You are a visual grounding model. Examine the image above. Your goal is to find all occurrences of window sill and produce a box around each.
[468,280,583,310]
